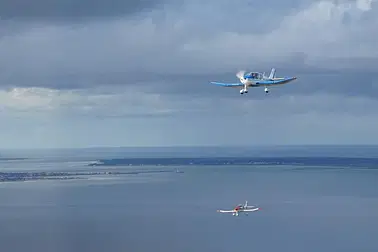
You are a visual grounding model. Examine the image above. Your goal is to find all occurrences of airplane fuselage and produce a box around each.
[231,205,259,216]
[232,208,259,216]
[217,201,260,216]
[240,76,297,87]
[238,76,297,94]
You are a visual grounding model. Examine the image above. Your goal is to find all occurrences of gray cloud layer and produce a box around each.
[0,0,166,20]
[0,0,376,91]
[0,0,378,147]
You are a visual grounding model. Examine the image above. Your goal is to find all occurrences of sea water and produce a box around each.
[0,146,377,252]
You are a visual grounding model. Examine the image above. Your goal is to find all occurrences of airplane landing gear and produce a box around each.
[240,89,248,94]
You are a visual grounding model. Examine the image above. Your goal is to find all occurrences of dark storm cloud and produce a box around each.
[0,0,167,21]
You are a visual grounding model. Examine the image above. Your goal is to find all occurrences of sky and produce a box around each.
[0,0,378,149]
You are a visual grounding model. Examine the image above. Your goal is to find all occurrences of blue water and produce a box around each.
[0,146,377,252]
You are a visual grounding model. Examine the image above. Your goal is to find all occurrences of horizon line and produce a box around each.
[1,144,378,151]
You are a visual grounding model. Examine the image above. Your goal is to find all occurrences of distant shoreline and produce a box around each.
[0,169,174,183]
[1,156,377,183]
[2,145,378,160]
[89,156,378,167]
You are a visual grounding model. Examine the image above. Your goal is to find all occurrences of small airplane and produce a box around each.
[210,68,297,94]
[217,201,260,216]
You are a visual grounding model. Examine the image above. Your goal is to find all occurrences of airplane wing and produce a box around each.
[243,208,259,212]
[210,82,243,88]
[217,210,235,213]
[255,77,294,86]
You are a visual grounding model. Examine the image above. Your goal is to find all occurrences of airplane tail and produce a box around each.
[244,200,248,208]
[268,68,276,79]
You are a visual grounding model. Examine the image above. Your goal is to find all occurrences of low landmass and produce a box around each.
[0,169,173,183]
[89,156,378,167]
[2,156,378,183]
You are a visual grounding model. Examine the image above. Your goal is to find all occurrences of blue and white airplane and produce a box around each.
[210,68,297,94]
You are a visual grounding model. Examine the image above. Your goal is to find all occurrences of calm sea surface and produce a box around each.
[0,146,377,252]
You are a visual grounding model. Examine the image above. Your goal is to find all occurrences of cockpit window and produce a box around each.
[250,73,261,79]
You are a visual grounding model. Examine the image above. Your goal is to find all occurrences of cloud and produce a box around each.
[0,0,376,88]
[1,85,377,118]
[1,0,378,78]
[356,0,375,11]
[182,0,378,69]
[0,87,178,118]
[0,85,378,148]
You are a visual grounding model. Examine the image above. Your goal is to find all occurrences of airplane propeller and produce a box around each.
[236,70,246,80]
